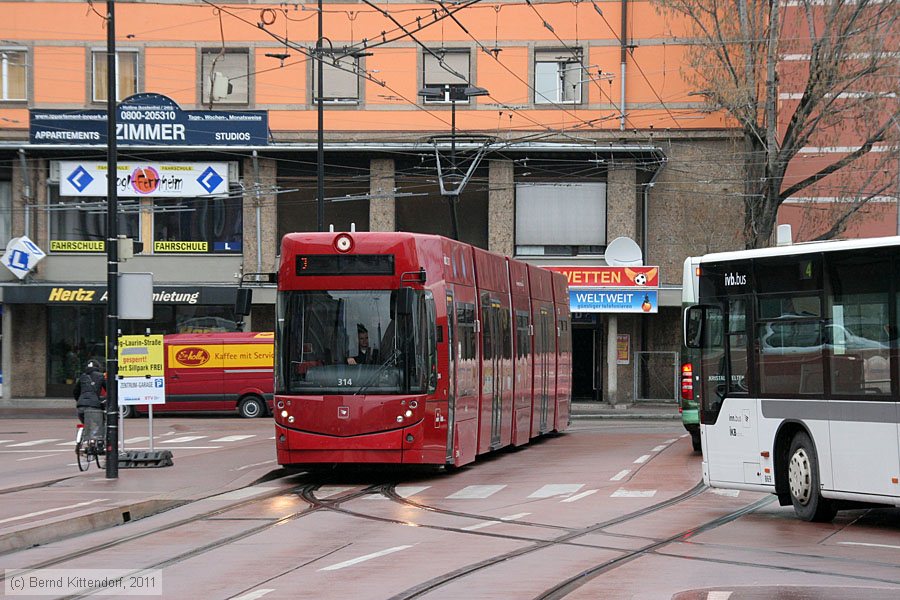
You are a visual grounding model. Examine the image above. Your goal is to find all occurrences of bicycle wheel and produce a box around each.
[76,441,91,471]
[94,440,106,470]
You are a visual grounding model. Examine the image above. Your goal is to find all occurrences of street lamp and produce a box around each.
[418,84,489,241]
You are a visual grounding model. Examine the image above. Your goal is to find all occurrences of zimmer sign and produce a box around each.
[30,93,267,146]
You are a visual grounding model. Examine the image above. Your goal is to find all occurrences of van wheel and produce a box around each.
[787,431,837,522]
[239,396,264,418]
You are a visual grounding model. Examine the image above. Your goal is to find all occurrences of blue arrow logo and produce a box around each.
[66,166,94,193]
[197,167,224,193]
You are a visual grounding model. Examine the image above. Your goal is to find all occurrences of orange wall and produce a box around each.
[33,46,84,105]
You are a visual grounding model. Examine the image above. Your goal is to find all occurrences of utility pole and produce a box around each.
[316,0,325,232]
[105,0,120,479]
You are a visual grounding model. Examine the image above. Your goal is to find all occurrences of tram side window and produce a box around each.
[829,258,891,396]
[500,308,512,360]
[456,303,477,361]
[757,293,823,395]
[515,313,530,359]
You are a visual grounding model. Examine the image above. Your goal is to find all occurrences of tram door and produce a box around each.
[445,293,456,464]
[481,294,503,449]
[537,307,553,433]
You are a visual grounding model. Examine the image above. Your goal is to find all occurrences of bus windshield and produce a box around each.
[276,289,436,395]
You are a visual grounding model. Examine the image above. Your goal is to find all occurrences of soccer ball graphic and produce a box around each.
[633,273,647,286]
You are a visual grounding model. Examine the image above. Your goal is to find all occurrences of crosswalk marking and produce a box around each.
[16,454,58,462]
[56,440,77,446]
[707,592,733,600]
[211,435,256,442]
[610,469,631,481]
[447,485,506,499]
[319,545,414,571]
[665,438,678,443]
[124,437,150,444]
[164,436,207,443]
[652,445,667,452]
[561,489,598,503]
[528,484,584,498]
[634,455,650,464]
[364,485,430,500]
[8,438,62,447]
[611,489,657,498]
[462,512,531,531]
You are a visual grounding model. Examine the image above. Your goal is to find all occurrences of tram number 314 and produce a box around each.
[337,378,353,386]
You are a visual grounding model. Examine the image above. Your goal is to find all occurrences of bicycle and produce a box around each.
[75,408,106,471]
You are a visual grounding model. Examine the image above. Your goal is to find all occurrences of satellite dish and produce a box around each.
[605,237,643,266]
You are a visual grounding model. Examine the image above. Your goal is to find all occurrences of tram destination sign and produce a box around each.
[30,93,268,146]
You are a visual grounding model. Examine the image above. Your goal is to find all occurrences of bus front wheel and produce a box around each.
[787,431,836,522]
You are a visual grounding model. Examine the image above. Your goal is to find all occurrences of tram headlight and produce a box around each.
[281,410,289,418]
[396,415,404,423]
[405,410,413,418]
[288,416,295,423]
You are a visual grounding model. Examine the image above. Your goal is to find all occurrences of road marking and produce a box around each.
[710,489,740,497]
[665,438,678,443]
[652,445,667,452]
[0,449,69,453]
[462,512,531,531]
[213,487,278,501]
[528,484,584,498]
[611,489,657,498]
[610,469,631,481]
[151,446,222,450]
[165,436,207,443]
[211,435,256,442]
[230,590,275,600]
[838,541,900,550]
[680,434,689,438]
[447,485,506,499]
[0,498,109,525]
[16,454,58,462]
[8,438,62,447]
[0,440,13,444]
[707,593,733,600]
[319,545,414,571]
[124,437,150,444]
[364,485,430,500]
[561,489,599,503]
[56,441,77,446]
[634,455,651,464]
[235,459,277,471]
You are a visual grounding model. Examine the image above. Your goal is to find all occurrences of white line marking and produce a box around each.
[365,485,431,499]
[213,487,277,501]
[211,435,256,442]
[0,498,109,525]
[838,541,900,550]
[16,454,58,462]
[711,489,741,497]
[0,450,70,453]
[561,489,599,503]
[234,459,277,471]
[610,469,631,481]
[707,592,733,600]
[528,484,584,498]
[0,440,13,444]
[634,455,651,464]
[611,489,657,498]
[8,439,62,447]
[680,434,689,438]
[447,485,506,499]
[652,445,667,452]
[164,436,207,443]
[317,486,355,499]
[462,512,531,531]
[665,439,678,443]
[124,437,150,444]
[146,446,222,450]
[230,589,275,600]
[56,441,77,446]
[319,545,414,571]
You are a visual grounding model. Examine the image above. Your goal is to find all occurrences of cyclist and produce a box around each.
[73,359,106,424]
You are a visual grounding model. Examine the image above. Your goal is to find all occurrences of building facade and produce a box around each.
[0,1,748,403]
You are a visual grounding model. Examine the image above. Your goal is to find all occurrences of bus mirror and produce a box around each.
[235,288,253,317]
[684,306,703,349]
[397,287,415,316]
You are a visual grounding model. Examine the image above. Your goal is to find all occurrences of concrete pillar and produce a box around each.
[242,157,278,272]
[12,305,47,398]
[606,161,639,242]
[369,159,395,232]
[606,314,618,405]
[488,159,514,255]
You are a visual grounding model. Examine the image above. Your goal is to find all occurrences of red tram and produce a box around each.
[273,231,571,468]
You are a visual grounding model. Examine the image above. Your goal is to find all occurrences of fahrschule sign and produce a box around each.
[29,93,268,146]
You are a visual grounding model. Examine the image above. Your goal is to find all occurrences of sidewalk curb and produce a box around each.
[0,499,185,555]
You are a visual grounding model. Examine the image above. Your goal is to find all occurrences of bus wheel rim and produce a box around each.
[789,448,812,505]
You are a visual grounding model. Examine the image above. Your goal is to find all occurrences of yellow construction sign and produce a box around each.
[118,334,165,377]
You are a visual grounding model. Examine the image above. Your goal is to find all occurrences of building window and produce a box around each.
[0,49,26,101]
[422,50,470,102]
[314,55,360,103]
[201,49,249,105]
[92,49,138,102]
[153,196,243,254]
[48,191,140,252]
[515,182,606,256]
[534,49,582,104]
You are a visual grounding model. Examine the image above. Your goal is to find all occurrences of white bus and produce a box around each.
[683,236,900,521]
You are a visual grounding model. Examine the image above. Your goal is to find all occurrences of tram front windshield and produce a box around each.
[276,289,435,395]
